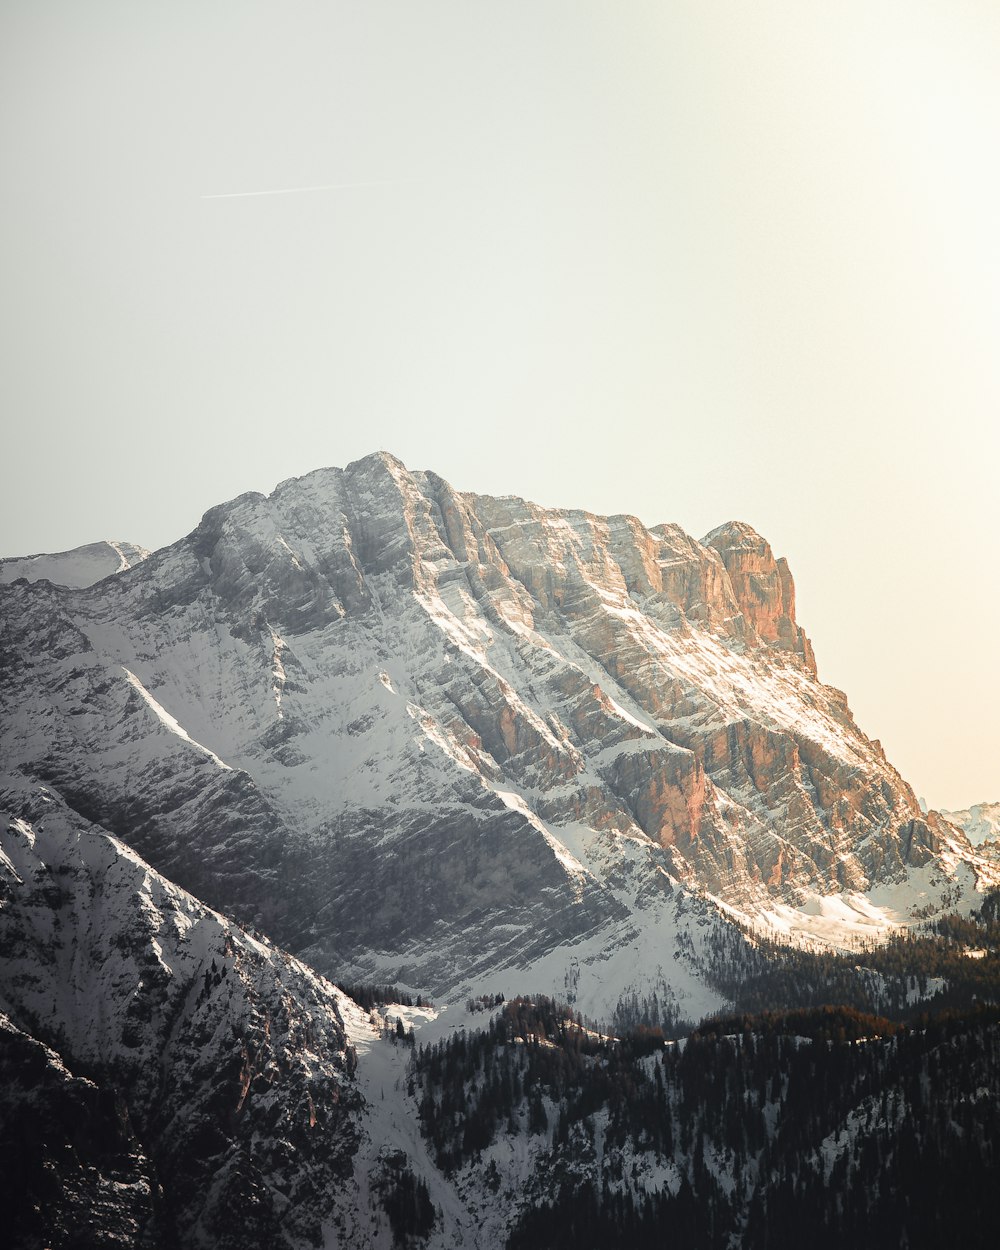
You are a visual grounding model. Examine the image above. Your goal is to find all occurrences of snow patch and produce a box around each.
[122,668,232,770]
[493,789,589,885]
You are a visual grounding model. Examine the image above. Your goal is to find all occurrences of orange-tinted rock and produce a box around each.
[703,521,817,674]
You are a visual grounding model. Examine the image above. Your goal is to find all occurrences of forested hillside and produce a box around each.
[410,997,998,1248]
[406,894,1000,1248]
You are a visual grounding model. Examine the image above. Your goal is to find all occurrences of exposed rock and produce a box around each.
[0,1014,160,1250]
[702,520,816,672]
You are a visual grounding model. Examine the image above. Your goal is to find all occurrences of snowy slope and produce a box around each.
[0,778,607,1250]
[0,540,149,588]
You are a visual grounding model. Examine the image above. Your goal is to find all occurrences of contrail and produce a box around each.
[201,179,405,200]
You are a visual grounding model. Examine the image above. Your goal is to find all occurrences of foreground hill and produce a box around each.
[0,781,363,1248]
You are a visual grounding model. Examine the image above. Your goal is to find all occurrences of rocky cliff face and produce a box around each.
[1,453,992,1012]
[702,520,816,671]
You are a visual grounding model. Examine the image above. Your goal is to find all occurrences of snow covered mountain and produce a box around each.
[3,453,999,1248]
[1,453,994,1021]
[0,540,149,588]
[942,801,1000,848]
[9,778,993,1250]
[0,779,630,1250]
[0,778,519,1250]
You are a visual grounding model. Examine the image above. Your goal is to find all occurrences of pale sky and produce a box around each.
[2,2,997,810]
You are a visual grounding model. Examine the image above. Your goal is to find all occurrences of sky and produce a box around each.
[1,1,997,810]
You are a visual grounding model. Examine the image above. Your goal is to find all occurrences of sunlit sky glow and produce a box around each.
[2,1,997,810]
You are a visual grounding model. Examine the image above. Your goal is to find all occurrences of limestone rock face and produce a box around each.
[702,520,817,672]
[1,452,992,1006]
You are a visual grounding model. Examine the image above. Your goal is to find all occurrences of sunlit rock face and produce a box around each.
[0,452,988,997]
[702,520,817,672]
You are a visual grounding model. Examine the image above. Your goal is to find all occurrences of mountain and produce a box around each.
[0,540,149,589]
[942,801,1000,847]
[2,453,999,1248]
[0,1010,160,1250]
[410,994,1000,1250]
[5,781,997,1250]
[1,452,994,1022]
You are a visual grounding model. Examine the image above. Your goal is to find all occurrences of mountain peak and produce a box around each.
[942,801,1000,846]
[701,519,771,550]
[702,520,815,671]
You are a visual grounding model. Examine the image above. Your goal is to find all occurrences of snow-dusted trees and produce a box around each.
[409,994,1000,1249]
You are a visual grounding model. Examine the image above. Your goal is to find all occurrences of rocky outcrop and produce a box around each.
[703,520,816,672]
[0,1014,160,1250]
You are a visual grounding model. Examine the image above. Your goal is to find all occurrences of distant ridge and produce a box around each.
[0,539,149,588]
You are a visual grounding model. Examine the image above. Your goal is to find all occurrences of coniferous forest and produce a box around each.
[406,893,1000,1248]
